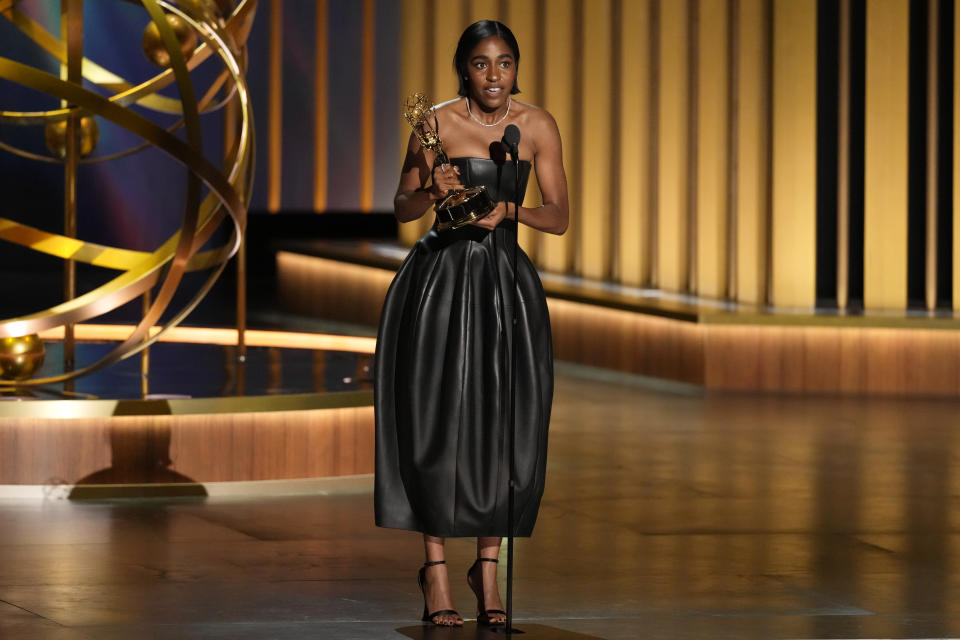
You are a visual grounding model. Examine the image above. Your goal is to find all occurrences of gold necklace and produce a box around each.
[466,96,511,127]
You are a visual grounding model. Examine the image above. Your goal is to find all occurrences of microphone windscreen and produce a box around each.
[503,124,521,148]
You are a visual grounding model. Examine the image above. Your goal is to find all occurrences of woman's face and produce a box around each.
[464,36,516,110]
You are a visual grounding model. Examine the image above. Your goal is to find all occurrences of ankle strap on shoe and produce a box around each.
[478,557,498,563]
[423,560,446,567]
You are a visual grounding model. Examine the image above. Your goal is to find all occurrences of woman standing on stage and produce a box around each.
[374,20,569,627]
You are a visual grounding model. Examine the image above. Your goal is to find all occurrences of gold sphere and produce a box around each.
[0,334,46,381]
[44,116,99,159]
[142,14,198,68]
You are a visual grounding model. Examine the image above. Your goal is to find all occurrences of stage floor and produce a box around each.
[2,365,960,639]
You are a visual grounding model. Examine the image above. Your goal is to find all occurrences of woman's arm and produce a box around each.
[471,110,569,235]
[394,131,464,223]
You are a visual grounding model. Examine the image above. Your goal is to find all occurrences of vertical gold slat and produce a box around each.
[314,0,328,212]
[62,0,81,379]
[268,0,283,213]
[864,0,909,310]
[420,0,464,239]
[580,0,613,280]
[507,0,541,263]
[687,1,699,294]
[533,0,548,267]
[955,0,960,310]
[609,0,622,283]
[618,0,650,287]
[762,0,774,306]
[696,0,729,298]
[725,0,739,300]
[648,0,661,287]
[360,0,376,212]
[431,0,463,121]
[837,0,851,309]
[925,0,939,311]
[468,0,498,21]
[569,0,584,276]
[770,0,816,308]
[735,0,769,305]
[399,0,430,246]
[657,0,690,292]
[540,0,575,274]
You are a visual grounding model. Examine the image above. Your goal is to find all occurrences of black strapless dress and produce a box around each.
[374,157,552,538]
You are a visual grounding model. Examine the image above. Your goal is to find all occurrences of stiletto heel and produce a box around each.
[467,557,507,626]
[417,560,462,626]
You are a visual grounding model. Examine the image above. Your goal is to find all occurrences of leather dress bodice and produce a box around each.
[448,157,532,203]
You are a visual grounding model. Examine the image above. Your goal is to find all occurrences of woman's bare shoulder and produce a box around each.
[431,97,464,123]
[513,101,558,131]
[512,101,560,153]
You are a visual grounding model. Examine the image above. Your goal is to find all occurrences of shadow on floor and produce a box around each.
[396,622,607,639]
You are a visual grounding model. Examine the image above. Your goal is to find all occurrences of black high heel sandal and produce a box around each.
[417,560,462,626]
[466,557,507,626]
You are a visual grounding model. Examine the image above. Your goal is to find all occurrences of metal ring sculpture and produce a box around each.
[0,0,256,386]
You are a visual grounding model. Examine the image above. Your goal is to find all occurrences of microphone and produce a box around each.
[502,124,521,159]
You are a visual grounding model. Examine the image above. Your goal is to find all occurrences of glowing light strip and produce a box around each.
[37,325,377,353]
[360,0,375,211]
[314,0,327,212]
[268,0,283,212]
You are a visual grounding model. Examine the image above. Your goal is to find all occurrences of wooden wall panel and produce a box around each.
[704,324,960,396]
[253,0,956,314]
[770,0,816,308]
[276,252,394,327]
[0,407,375,485]
[547,299,705,384]
[863,0,909,309]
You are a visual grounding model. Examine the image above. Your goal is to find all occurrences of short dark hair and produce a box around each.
[453,20,521,97]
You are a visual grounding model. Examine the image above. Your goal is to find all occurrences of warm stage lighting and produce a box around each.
[37,325,377,354]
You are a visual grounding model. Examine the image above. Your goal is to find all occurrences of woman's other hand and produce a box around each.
[470,201,509,230]
[430,164,463,201]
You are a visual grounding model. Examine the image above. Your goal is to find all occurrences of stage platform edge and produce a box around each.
[0,328,376,493]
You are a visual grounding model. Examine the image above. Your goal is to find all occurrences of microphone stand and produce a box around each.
[496,144,524,636]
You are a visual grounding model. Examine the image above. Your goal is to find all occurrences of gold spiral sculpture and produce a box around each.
[0,0,257,386]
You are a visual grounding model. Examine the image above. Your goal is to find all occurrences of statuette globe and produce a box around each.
[0,335,46,381]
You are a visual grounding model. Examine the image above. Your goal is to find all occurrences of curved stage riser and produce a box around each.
[277,251,960,397]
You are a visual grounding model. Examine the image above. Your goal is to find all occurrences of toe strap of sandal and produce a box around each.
[429,609,460,619]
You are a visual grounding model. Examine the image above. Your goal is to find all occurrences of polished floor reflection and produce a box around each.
[0,342,373,400]
[2,365,960,639]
